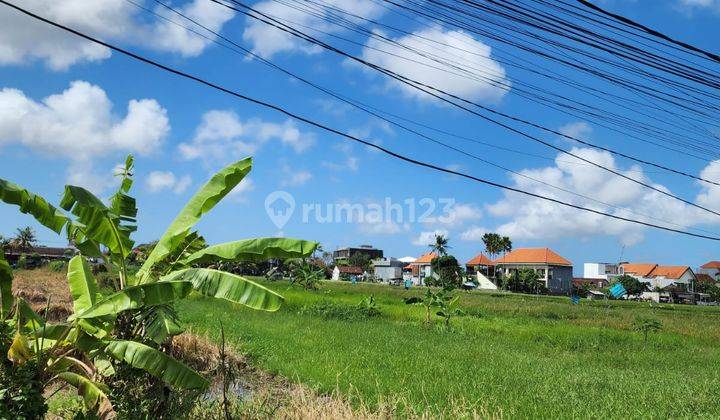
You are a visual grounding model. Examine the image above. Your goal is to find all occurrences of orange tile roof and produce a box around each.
[701,261,720,269]
[493,248,572,266]
[649,265,691,280]
[466,253,494,266]
[696,273,715,283]
[621,263,657,277]
[412,252,437,264]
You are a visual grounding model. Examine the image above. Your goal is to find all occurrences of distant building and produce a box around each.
[331,265,366,281]
[466,253,498,290]
[3,246,76,263]
[621,263,696,291]
[372,258,406,282]
[698,261,720,281]
[333,245,383,264]
[493,248,573,294]
[405,252,437,286]
[583,262,621,282]
[572,277,608,289]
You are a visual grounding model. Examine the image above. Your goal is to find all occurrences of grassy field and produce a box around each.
[178,280,720,418]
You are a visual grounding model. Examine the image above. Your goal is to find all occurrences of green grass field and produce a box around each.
[177,280,720,418]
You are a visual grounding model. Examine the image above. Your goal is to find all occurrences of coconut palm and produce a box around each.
[13,226,36,252]
[429,233,450,256]
[482,233,502,260]
[500,236,512,257]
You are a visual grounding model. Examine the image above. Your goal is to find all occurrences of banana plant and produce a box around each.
[2,253,114,418]
[0,155,318,413]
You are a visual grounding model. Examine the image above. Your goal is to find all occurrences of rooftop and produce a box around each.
[493,248,572,266]
[466,253,494,266]
[701,261,720,269]
[413,252,437,264]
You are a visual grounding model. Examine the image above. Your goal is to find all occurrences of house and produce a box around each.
[493,248,573,294]
[583,262,621,284]
[406,252,437,286]
[332,245,383,264]
[698,261,720,281]
[572,277,608,289]
[621,263,696,291]
[3,246,76,264]
[331,265,366,282]
[466,253,498,290]
[372,258,406,283]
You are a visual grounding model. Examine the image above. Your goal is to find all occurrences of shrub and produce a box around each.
[299,301,376,321]
[48,260,66,272]
[428,256,463,290]
[16,254,27,270]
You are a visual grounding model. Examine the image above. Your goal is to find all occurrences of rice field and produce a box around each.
[178,279,720,419]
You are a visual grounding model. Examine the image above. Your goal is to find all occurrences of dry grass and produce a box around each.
[11,268,72,321]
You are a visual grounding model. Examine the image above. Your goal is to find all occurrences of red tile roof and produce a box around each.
[701,261,720,269]
[493,248,572,266]
[621,263,658,277]
[466,253,494,266]
[649,265,691,280]
[413,252,437,265]
[336,266,364,274]
[622,263,693,280]
[696,273,716,284]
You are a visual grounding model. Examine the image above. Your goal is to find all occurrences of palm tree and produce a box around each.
[429,233,450,256]
[14,226,36,252]
[500,236,512,258]
[482,233,502,260]
[0,234,10,252]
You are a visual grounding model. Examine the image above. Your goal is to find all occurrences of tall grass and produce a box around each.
[178,280,720,418]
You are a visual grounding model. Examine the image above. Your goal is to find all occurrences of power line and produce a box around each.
[2,0,718,241]
[215,0,720,218]
[140,0,720,237]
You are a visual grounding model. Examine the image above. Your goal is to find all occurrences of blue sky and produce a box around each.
[0,0,719,274]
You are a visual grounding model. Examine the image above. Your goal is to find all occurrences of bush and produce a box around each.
[48,260,66,272]
[16,254,27,270]
[0,323,47,419]
[428,256,463,290]
[299,301,376,321]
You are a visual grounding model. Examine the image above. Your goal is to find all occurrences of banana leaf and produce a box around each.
[0,178,68,233]
[162,268,283,311]
[73,281,193,320]
[104,340,209,390]
[67,256,101,314]
[0,253,11,319]
[181,237,318,265]
[135,157,252,284]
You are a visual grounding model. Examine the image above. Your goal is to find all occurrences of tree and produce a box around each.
[429,234,450,257]
[500,236,512,257]
[482,233,503,260]
[428,255,463,290]
[615,274,648,297]
[633,317,662,347]
[0,155,317,417]
[289,260,324,290]
[348,252,371,270]
[501,268,546,294]
[13,226,36,252]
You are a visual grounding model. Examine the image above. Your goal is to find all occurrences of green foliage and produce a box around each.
[615,274,648,296]
[48,260,67,272]
[428,233,450,256]
[16,254,27,270]
[357,295,381,317]
[482,233,512,260]
[428,256,463,290]
[299,300,378,321]
[501,268,547,294]
[0,155,317,418]
[633,317,662,346]
[347,252,371,270]
[289,262,324,290]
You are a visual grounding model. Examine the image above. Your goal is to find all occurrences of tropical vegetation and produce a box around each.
[0,155,317,417]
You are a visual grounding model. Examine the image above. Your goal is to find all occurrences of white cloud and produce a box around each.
[146,171,192,194]
[0,0,233,70]
[179,110,315,164]
[412,229,449,246]
[487,146,720,246]
[460,226,489,242]
[0,80,169,193]
[559,121,592,140]
[280,165,312,187]
[322,157,359,172]
[243,0,385,58]
[677,0,719,10]
[423,202,483,228]
[0,81,168,159]
[359,27,510,104]
[358,219,410,235]
[151,0,234,57]
[227,177,255,202]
